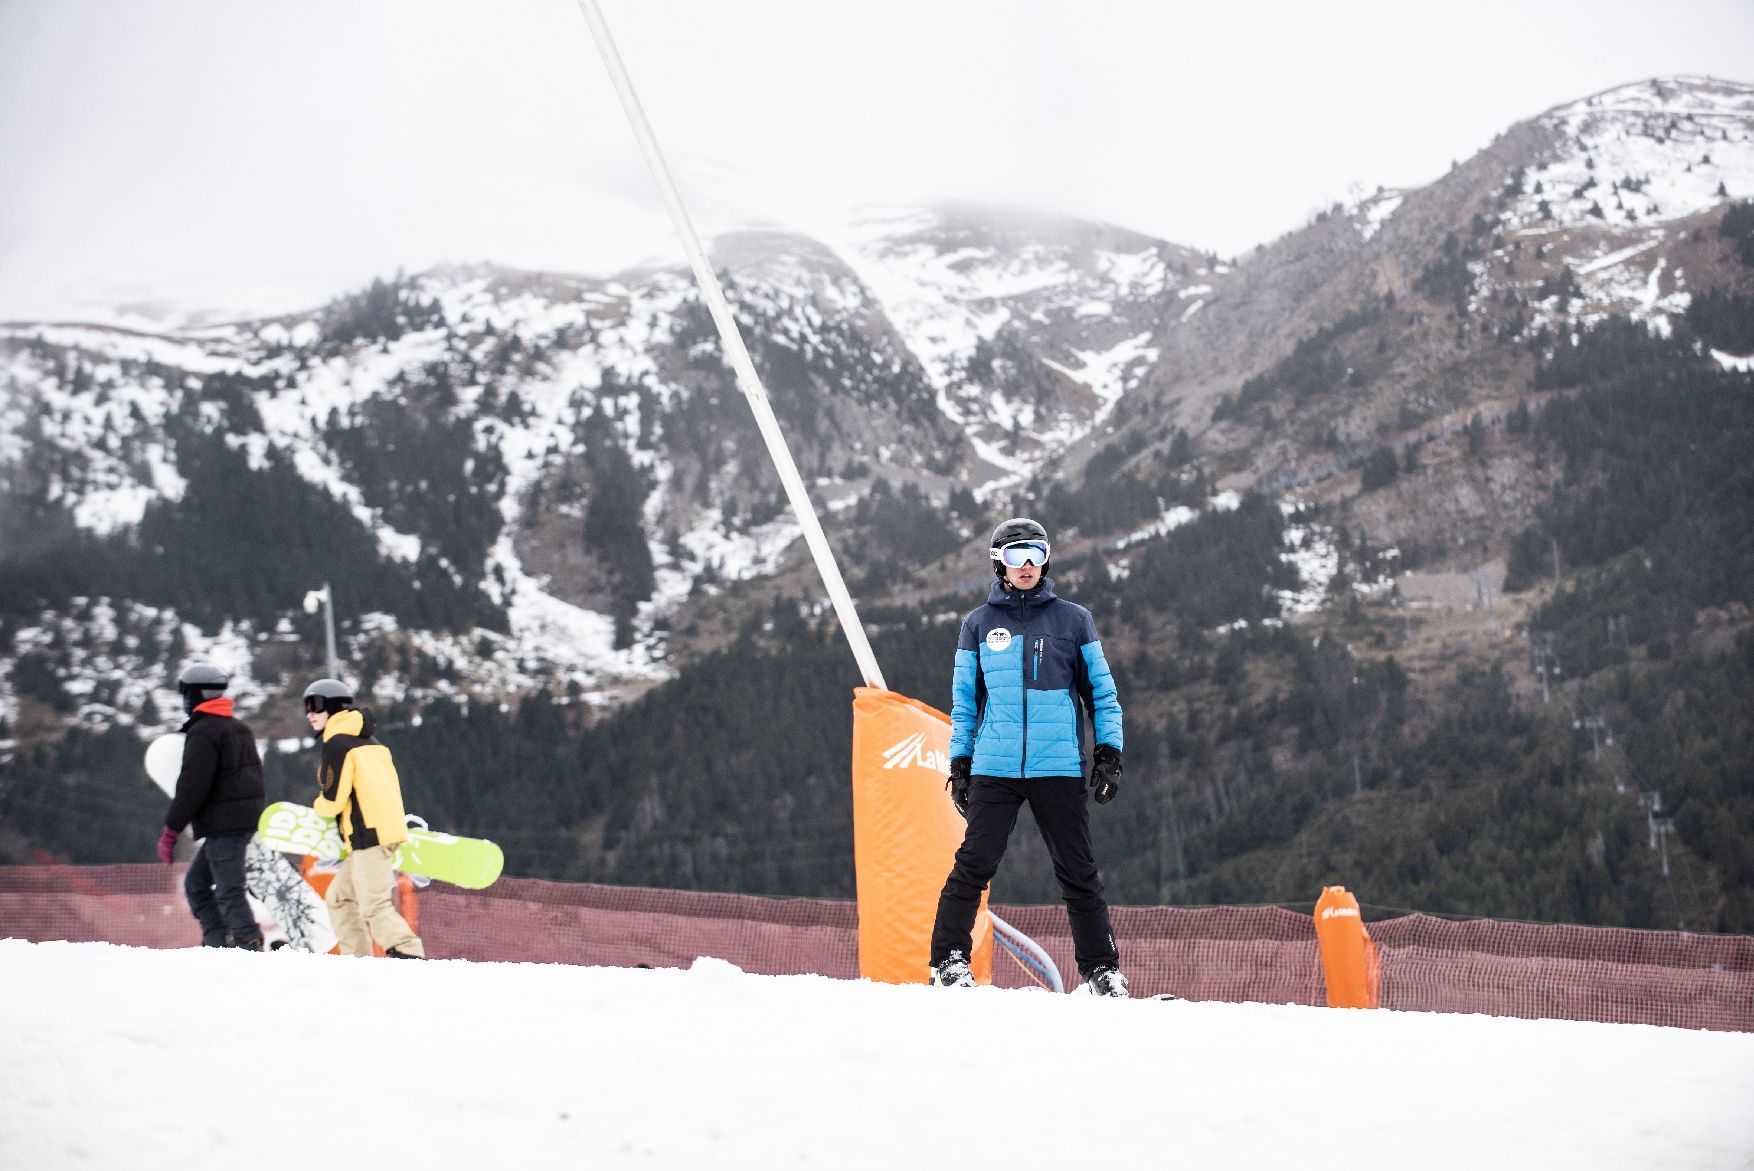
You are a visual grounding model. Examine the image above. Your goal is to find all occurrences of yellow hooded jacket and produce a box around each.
[312,708,410,850]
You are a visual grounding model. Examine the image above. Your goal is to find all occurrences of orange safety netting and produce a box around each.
[3,864,1750,1032]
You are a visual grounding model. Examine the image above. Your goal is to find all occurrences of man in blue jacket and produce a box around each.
[928,517,1129,996]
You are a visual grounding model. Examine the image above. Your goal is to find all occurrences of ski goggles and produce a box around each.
[992,539,1050,568]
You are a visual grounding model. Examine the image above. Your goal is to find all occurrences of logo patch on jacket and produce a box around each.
[985,628,1013,651]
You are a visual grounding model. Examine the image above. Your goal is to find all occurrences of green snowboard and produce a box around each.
[256,801,505,890]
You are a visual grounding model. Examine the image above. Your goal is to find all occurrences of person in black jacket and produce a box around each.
[157,663,267,949]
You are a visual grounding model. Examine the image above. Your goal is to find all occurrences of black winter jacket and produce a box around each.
[165,703,266,839]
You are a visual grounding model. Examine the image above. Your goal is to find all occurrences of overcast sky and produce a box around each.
[2,0,1751,325]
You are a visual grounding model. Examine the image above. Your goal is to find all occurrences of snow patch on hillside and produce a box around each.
[1493,79,1754,334]
[1357,191,1405,240]
[1510,78,1754,237]
[1095,246,1173,297]
[1,337,192,534]
[1278,501,1340,614]
[1043,331,1159,422]
[4,600,277,741]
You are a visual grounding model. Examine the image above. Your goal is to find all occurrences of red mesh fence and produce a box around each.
[3,864,1750,1032]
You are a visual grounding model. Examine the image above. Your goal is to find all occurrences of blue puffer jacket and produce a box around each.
[948,578,1123,778]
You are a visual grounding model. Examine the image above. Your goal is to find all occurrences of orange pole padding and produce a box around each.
[851,687,993,985]
[1314,885,1380,1008]
[299,855,344,955]
[395,872,419,940]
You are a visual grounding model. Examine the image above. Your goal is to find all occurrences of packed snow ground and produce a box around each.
[2,939,1751,1170]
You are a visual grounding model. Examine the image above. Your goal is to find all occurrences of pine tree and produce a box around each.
[1360,447,1398,491]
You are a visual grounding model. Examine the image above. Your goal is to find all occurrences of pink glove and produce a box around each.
[156,826,178,864]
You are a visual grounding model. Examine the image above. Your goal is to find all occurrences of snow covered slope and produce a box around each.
[2,939,1751,1171]
[1512,78,1754,234]
[1494,76,1754,333]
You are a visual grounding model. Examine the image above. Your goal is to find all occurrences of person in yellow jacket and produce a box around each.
[303,678,425,959]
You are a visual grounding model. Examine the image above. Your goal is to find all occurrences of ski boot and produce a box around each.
[929,950,975,988]
[1083,965,1130,998]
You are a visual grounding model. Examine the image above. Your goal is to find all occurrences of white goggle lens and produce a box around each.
[994,540,1049,568]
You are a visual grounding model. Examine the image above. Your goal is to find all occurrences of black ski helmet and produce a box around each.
[989,517,1050,579]
[302,677,354,716]
[177,662,230,714]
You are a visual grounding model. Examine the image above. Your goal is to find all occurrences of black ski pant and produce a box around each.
[930,774,1118,977]
[184,832,259,946]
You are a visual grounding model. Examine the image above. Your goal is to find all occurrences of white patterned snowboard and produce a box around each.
[244,838,337,953]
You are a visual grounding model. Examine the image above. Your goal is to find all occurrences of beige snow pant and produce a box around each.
[326,844,423,957]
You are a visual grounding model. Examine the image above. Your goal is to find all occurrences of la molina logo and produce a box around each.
[880,731,950,774]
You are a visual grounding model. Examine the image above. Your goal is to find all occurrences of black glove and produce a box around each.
[1090,744,1122,804]
[946,756,973,817]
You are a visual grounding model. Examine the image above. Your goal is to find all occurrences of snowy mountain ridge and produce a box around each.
[0,207,1199,732]
[2,75,1752,746]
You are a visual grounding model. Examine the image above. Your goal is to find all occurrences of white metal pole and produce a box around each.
[322,582,339,680]
[574,0,886,691]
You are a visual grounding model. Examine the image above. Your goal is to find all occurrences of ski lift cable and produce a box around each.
[575,0,886,692]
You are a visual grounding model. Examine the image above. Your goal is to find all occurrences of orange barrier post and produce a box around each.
[1314,885,1380,1008]
[851,688,993,984]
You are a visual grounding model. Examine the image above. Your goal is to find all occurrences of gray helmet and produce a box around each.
[302,677,354,716]
[177,662,229,714]
[989,517,1050,579]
